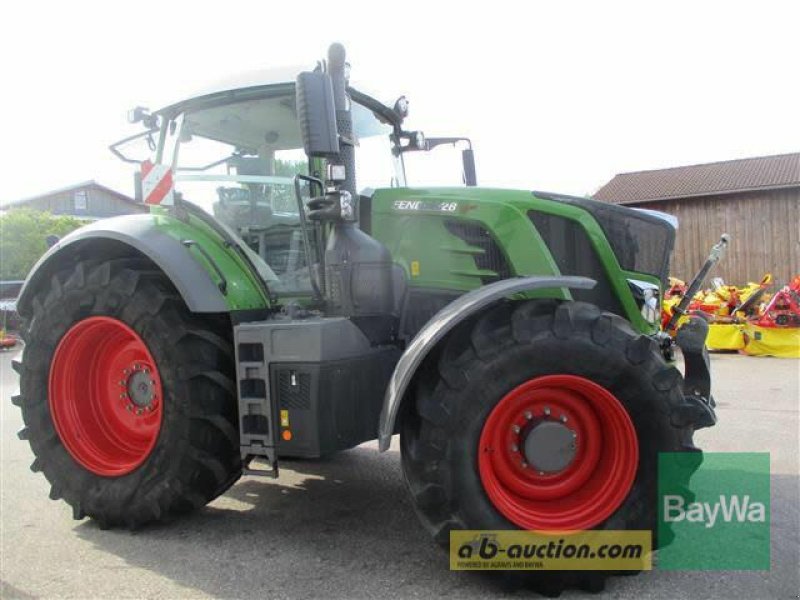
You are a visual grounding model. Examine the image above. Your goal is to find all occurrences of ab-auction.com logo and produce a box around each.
[457,533,645,561]
[450,531,651,571]
[658,452,770,570]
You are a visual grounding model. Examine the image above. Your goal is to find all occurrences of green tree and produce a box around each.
[0,209,87,279]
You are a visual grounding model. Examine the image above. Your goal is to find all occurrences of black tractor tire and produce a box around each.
[400,300,703,595]
[14,258,241,528]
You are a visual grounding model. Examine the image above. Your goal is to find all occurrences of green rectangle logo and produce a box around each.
[658,452,770,570]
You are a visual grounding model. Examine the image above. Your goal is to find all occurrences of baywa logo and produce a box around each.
[663,493,766,528]
[658,452,770,570]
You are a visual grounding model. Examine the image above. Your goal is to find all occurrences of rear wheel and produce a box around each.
[15,258,241,527]
[401,300,702,594]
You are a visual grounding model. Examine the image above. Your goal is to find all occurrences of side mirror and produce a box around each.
[296,71,340,158]
[462,148,477,186]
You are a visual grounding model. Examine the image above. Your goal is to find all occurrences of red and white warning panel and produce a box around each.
[140,160,175,206]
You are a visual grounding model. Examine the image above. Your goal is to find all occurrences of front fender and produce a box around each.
[377,275,596,451]
[17,213,269,317]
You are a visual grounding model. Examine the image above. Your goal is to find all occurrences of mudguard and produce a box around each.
[377,275,596,450]
[17,213,269,317]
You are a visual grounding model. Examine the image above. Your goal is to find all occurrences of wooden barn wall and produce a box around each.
[635,189,799,286]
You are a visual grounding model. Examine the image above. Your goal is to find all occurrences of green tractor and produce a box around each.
[13,44,717,592]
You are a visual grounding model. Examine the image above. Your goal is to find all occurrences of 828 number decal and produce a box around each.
[393,200,459,212]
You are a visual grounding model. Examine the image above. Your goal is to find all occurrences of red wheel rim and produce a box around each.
[49,316,163,476]
[478,375,638,530]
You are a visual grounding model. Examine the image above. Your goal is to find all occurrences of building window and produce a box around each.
[74,190,88,211]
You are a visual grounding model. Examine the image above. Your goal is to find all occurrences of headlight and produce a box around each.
[643,290,659,324]
[628,279,661,324]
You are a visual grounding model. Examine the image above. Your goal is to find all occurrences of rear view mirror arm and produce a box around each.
[109,128,159,164]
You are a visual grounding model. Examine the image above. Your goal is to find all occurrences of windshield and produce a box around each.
[401,145,466,187]
[164,88,393,296]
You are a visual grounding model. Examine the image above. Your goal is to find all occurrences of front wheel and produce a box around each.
[15,258,241,528]
[401,300,702,593]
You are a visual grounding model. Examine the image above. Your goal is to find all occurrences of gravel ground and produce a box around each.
[1,346,798,599]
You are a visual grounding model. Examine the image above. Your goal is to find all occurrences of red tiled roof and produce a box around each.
[593,153,800,205]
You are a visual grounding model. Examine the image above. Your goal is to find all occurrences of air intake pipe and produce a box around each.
[327,43,357,203]
[322,45,396,339]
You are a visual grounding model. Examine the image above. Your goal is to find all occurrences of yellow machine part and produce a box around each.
[706,323,746,351]
[743,323,800,358]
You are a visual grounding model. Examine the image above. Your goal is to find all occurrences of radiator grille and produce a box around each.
[529,211,626,317]
[444,220,512,284]
[532,191,674,283]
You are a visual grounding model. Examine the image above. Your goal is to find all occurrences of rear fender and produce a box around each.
[377,275,596,450]
[17,213,269,317]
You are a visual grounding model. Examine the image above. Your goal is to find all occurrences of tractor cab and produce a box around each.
[117,78,386,296]
[113,68,475,300]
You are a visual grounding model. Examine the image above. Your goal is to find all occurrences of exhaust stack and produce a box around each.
[327,43,357,201]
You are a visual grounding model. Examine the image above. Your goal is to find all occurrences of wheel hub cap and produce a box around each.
[125,366,157,409]
[522,420,577,474]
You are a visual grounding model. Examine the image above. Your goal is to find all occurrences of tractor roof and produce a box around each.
[155,66,303,116]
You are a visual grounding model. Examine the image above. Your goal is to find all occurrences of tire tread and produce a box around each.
[401,300,705,594]
[15,257,241,528]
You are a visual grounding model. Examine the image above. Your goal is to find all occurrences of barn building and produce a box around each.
[1,181,146,220]
[593,153,800,286]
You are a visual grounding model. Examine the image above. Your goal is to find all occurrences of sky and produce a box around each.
[1,1,798,203]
